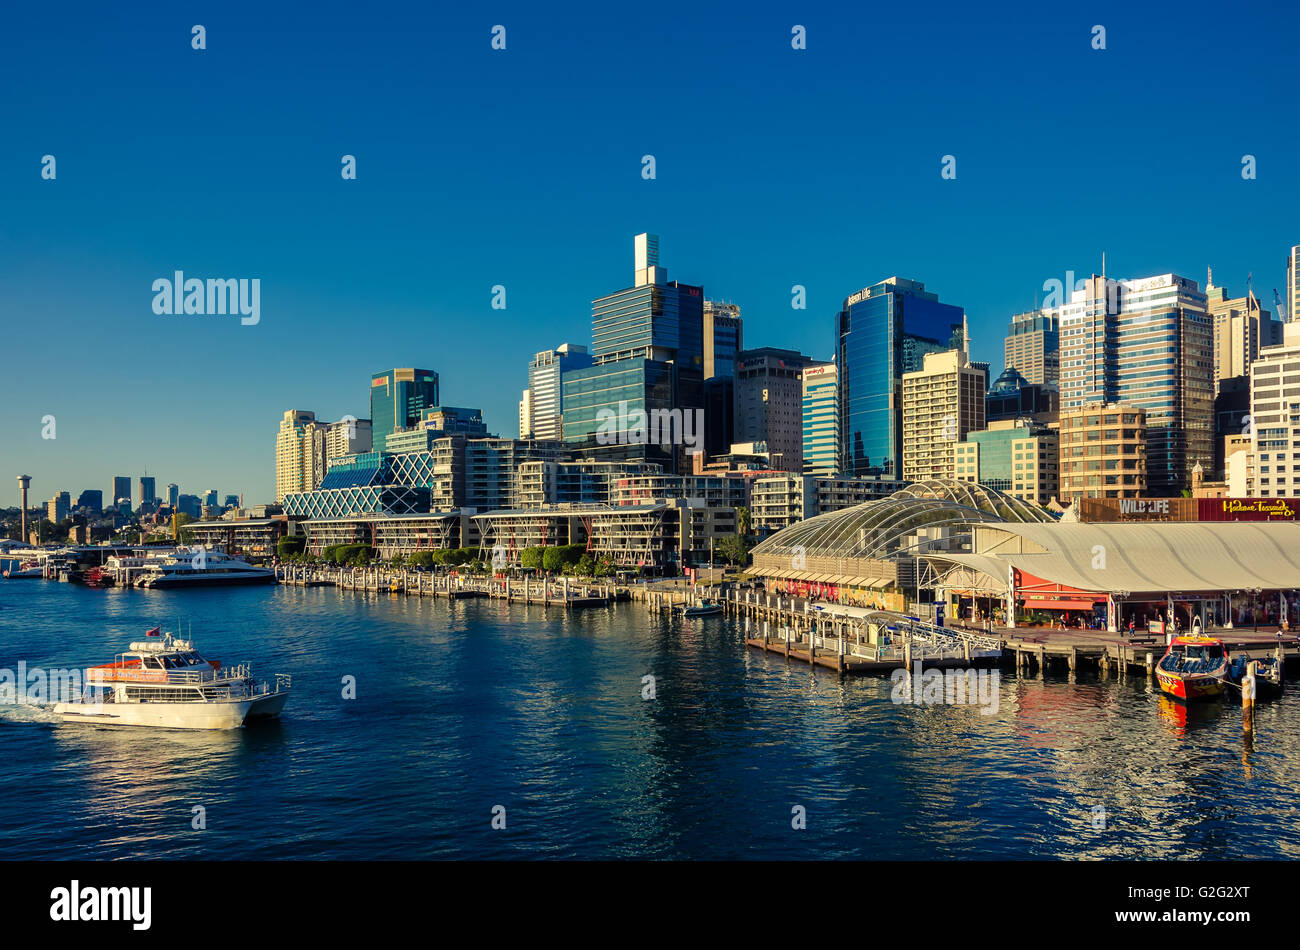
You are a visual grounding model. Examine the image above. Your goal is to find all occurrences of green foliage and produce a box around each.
[277,536,306,558]
[736,505,753,537]
[408,551,435,569]
[321,543,373,566]
[542,543,585,573]
[519,546,544,570]
[716,533,753,567]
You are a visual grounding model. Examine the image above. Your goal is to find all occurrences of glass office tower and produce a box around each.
[370,368,440,452]
[836,278,966,478]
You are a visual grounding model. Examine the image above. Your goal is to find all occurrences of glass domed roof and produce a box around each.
[751,478,1054,562]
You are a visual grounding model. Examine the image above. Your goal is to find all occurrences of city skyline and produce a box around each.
[4,1,1299,501]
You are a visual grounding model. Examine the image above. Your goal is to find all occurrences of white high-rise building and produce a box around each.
[526,343,592,441]
[519,389,532,439]
[1241,321,1300,498]
[1286,245,1300,325]
[275,410,326,503]
[901,348,986,481]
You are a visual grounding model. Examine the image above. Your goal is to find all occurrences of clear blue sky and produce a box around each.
[2,0,1297,505]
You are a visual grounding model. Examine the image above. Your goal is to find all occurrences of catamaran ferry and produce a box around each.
[136,548,275,588]
[53,631,291,729]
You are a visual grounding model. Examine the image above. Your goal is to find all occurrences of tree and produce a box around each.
[520,546,544,570]
[717,533,752,567]
[277,536,306,559]
[736,506,753,537]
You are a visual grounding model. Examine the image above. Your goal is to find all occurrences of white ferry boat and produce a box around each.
[53,632,291,729]
[136,547,275,589]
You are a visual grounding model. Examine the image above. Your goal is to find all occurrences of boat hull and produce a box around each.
[53,690,289,730]
[1156,670,1224,702]
[145,573,275,589]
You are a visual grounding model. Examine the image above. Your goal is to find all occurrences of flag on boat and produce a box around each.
[145,626,161,637]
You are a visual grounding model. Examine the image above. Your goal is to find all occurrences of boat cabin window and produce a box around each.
[142,656,165,670]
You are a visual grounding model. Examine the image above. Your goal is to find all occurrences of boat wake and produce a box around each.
[0,702,62,725]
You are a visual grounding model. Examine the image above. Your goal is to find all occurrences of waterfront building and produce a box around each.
[751,480,1052,611]
[985,367,1058,424]
[953,420,1060,506]
[46,491,70,523]
[901,348,987,481]
[1004,310,1059,386]
[802,362,840,476]
[185,516,290,560]
[474,499,736,572]
[1057,403,1146,501]
[514,460,661,508]
[610,474,748,510]
[1206,277,1279,385]
[561,358,689,468]
[703,301,742,380]
[837,278,967,479]
[112,476,131,509]
[749,474,906,531]
[139,476,156,506]
[76,489,103,513]
[527,344,592,441]
[301,512,479,559]
[1055,273,1213,495]
[370,368,440,452]
[734,348,816,473]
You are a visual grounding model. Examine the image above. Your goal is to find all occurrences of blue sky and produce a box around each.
[2,0,1297,505]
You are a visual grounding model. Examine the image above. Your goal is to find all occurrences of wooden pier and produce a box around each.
[274,565,620,609]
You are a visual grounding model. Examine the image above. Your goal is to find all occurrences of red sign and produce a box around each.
[1197,498,1299,521]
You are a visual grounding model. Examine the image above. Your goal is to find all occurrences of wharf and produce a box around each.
[274,565,620,609]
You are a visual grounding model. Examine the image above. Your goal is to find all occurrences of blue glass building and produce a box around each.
[837,278,966,478]
[370,368,440,452]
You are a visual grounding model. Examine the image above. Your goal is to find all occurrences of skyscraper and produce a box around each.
[1055,273,1213,495]
[275,410,327,503]
[703,301,742,380]
[1003,310,1059,386]
[801,362,839,476]
[46,491,70,523]
[1206,276,1278,384]
[734,348,815,472]
[166,483,179,508]
[1243,321,1300,498]
[76,489,103,513]
[112,476,131,508]
[563,234,705,472]
[370,368,439,452]
[837,277,967,478]
[527,344,592,441]
[518,389,532,439]
[139,476,156,506]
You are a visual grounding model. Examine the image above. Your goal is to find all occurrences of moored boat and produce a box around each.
[53,630,291,729]
[1155,635,1228,702]
[681,600,723,617]
[1225,653,1285,699]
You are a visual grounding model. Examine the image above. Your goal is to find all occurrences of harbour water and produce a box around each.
[2,580,1299,860]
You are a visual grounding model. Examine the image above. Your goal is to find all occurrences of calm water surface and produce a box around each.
[1,581,1297,860]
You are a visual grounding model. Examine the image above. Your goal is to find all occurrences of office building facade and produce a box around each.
[801,362,840,476]
[527,344,593,441]
[837,278,966,478]
[112,476,131,508]
[703,301,742,380]
[734,348,814,472]
[370,368,439,452]
[1004,310,1059,386]
[1056,273,1213,495]
[953,421,1059,506]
